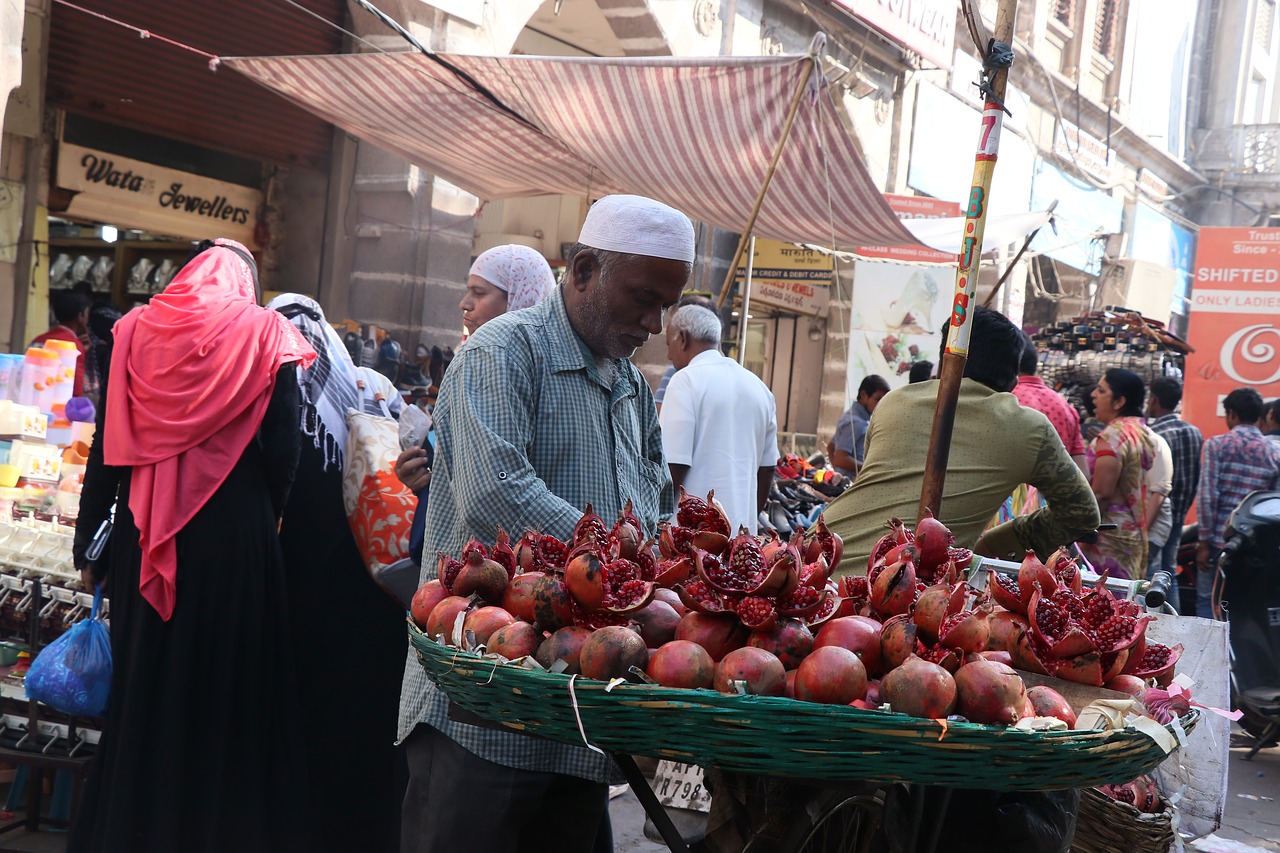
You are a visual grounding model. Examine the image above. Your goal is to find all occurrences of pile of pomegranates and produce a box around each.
[409,494,1182,730]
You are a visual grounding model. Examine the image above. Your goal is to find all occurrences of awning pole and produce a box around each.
[737,235,756,366]
[918,0,1018,523]
[716,46,821,310]
[982,199,1057,308]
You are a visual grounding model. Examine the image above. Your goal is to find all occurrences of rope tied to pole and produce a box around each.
[978,39,1015,116]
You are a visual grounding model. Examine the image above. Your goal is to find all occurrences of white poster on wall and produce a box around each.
[0,0,23,173]
[846,260,949,401]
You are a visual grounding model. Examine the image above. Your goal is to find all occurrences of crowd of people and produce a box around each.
[831,327,1280,621]
[50,187,1277,853]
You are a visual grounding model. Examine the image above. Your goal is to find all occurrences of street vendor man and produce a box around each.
[822,305,1101,574]
[397,194,693,853]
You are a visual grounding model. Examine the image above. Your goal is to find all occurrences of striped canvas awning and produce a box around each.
[221,50,923,251]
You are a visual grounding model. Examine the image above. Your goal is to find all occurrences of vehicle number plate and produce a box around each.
[652,760,711,812]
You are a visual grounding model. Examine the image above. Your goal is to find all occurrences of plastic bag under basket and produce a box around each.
[25,587,111,717]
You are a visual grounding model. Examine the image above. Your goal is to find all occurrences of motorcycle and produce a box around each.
[1218,490,1280,758]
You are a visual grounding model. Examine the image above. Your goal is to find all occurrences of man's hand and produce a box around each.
[1196,540,1211,571]
[395,447,432,492]
[80,566,97,592]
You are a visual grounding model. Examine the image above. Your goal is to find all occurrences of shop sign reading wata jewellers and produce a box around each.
[55,143,261,246]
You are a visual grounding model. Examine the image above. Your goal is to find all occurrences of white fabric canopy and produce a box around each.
[902,209,1054,255]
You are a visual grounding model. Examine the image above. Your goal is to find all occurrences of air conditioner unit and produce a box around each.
[1095,259,1178,325]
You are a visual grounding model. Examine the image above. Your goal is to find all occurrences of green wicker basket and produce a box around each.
[409,625,1199,792]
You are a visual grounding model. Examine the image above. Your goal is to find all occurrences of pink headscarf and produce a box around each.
[104,239,316,620]
[469,244,556,311]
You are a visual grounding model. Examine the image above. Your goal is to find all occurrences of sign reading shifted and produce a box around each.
[55,143,261,247]
[734,238,833,316]
[1184,226,1280,439]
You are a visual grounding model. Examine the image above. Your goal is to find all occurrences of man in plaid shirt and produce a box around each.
[398,195,693,853]
[1145,377,1202,613]
[1196,387,1280,618]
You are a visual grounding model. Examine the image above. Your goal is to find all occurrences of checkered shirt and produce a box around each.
[1148,414,1203,528]
[1197,424,1280,549]
[396,286,675,782]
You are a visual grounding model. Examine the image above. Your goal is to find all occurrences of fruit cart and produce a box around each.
[408,617,1199,853]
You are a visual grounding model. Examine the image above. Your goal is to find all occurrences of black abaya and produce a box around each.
[69,365,313,853]
[278,439,406,853]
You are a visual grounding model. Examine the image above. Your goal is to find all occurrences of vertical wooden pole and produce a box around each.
[716,53,819,310]
[917,0,1019,523]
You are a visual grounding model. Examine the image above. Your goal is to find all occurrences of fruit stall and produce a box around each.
[407,492,1213,852]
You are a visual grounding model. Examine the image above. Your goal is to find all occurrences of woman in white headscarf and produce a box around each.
[397,245,557,562]
[268,293,405,853]
[459,243,558,336]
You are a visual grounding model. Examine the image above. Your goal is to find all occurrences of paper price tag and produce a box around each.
[652,760,712,813]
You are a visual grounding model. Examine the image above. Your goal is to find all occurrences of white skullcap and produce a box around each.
[578,195,696,264]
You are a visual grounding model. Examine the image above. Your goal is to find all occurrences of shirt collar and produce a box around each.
[543,287,636,395]
[688,349,722,367]
[1150,413,1179,426]
[1016,375,1046,388]
[1231,424,1264,438]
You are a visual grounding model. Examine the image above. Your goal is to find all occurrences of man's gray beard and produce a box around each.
[579,285,632,359]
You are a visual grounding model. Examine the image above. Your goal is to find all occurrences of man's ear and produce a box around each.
[569,251,595,291]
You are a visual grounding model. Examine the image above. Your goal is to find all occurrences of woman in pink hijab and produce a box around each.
[459,243,557,336]
[70,239,318,853]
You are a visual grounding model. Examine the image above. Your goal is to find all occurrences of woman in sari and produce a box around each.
[1080,368,1155,579]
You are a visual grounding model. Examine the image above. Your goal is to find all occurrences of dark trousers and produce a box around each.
[401,725,611,853]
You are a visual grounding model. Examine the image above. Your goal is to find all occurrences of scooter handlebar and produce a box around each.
[1145,571,1174,609]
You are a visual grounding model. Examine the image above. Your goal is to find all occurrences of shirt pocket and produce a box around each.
[625,456,665,534]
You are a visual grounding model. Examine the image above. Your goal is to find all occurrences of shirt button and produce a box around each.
[498,472,507,481]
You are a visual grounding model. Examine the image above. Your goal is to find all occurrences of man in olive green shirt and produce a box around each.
[823,307,1100,576]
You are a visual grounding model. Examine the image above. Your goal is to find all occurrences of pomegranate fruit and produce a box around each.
[869,549,917,618]
[747,618,814,670]
[803,514,844,571]
[674,612,749,661]
[535,625,592,674]
[985,609,1029,652]
[1028,575,1149,659]
[653,587,688,617]
[987,570,1027,616]
[880,614,919,671]
[937,600,991,654]
[776,580,827,618]
[573,503,610,547]
[410,579,450,629]
[1017,551,1058,604]
[609,499,643,561]
[953,660,1027,725]
[646,640,715,689]
[837,575,870,616]
[675,487,732,544]
[531,572,575,632]
[1026,685,1076,727]
[1122,641,1183,686]
[463,606,516,646]
[803,591,841,628]
[879,656,957,719]
[629,600,681,647]
[675,578,732,614]
[491,528,518,578]
[452,540,510,603]
[914,509,953,581]
[437,550,463,592]
[1104,674,1148,697]
[867,518,912,575]
[911,582,956,644]
[488,621,541,661]
[653,555,693,587]
[502,572,542,623]
[564,548,607,611]
[734,595,777,631]
[579,625,649,681]
[426,595,472,642]
[713,647,786,696]
[815,616,883,676]
[794,646,868,704]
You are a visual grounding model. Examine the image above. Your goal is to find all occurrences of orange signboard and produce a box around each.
[1184,227,1280,439]
[858,194,961,264]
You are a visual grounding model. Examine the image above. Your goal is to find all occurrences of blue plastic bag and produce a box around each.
[25,586,111,717]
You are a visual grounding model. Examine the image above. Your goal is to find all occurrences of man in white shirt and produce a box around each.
[659,304,779,533]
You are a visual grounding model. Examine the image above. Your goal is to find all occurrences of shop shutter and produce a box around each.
[47,0,344,173]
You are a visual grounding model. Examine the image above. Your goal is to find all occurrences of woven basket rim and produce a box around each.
[409,626,1199,746]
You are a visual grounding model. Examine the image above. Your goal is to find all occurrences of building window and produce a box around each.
[1257,0,1276,53]
[1053,0,1077,27]
[1094,0,1122,61]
